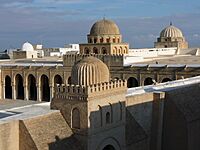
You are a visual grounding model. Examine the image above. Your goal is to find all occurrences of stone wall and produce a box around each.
[87,87,127,150]
[126,93,154,135]
[20,112,78,150]
[125,92,155,150]
[0,121,19,150]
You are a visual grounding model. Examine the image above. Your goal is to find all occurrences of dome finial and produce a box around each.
[170,21,172,26]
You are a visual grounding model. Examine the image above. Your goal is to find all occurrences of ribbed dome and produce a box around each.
[90,19,120,35]
[22,42,34,51]
[71,56,109,86]
[160,24,183,38]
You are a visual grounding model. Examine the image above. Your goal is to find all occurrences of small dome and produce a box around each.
[90,19,120,35]
[71,56,109,86]
[160,24,183,38]
[22,42,34,51]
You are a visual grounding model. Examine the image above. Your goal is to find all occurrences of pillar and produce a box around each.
[24,85,28,101]
[12,83,16,100]
[50,85,54,101]
[1,83,5,99]
[37,85,41,102]
[150,92,165,150]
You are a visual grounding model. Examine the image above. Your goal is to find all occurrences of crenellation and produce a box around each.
[54,84,88,101]
[54,79,127,101]
[87,79,127,94]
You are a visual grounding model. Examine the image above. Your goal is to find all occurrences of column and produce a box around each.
[37,85,41,102]
[12,83,16,100]
[1,83,5,99]
[24,85,29,101]
[50,85,54,101]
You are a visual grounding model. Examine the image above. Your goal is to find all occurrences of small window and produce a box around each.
[72,108,80,129]
[106,112,110,124]
[106,38,110,43]
[100,38,103,43]
[94,38,97,43]
[84,48,90,54]
[102,47,107,54]
[93,47,98,54]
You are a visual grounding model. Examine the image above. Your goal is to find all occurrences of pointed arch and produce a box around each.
[144,77,154,85]
[72,108,80,129]
[5,75,12,99]
[127,77,139,88]
[15,74,24,100]
[28,74,37,101]
[41,74,50,102]
[54,74,63,86]
[162,78,172,83]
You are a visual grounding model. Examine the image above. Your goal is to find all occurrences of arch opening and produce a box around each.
[28,74,37,101]
[103,145,116,150]
[127,77,139,88]
[5,76,12,99]
[84,48,90,54]
[68,76,72,85]
[54,75,63,86]
[106,112,111,124]
[93,47,98,54]
[41,75,50,102]
[15,74,24,100]
[144,77,154,86]
[102,47,107,54]
[72,108,80,129]
[162,78,172,83]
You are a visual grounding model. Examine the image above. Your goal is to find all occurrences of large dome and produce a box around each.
[71,56,109,86]
[22,42,34,51]
[90,19,120,35]
[160,24,183,38]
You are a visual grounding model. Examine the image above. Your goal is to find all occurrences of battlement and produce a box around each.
[87,79,127,95]
[54,84,88,101]
[54,79,127,101]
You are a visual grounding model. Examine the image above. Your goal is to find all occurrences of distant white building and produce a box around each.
[128,47,177,58]
[44,44,80,57]
[13,42,38,59]
[33,44,44,58]
[123,47,178,65]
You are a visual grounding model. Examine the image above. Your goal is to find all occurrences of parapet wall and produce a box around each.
[54,79,127,101]
[87,79,127,97]
[55,84,88,101]
[63,54,124,68]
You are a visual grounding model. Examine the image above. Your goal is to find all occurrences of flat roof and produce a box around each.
[0,100,57,123]
[127,76,200,97]
[134,55,200,65]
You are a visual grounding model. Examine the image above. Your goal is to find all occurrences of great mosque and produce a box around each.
[0,19,200,150]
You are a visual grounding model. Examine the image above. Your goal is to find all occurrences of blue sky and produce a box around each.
[0,0,200,49]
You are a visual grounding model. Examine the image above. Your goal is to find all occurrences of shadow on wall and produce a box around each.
[48,135,82,150]
[125,102,151,150]
[0,111,22,119]
[50,97,153,150]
